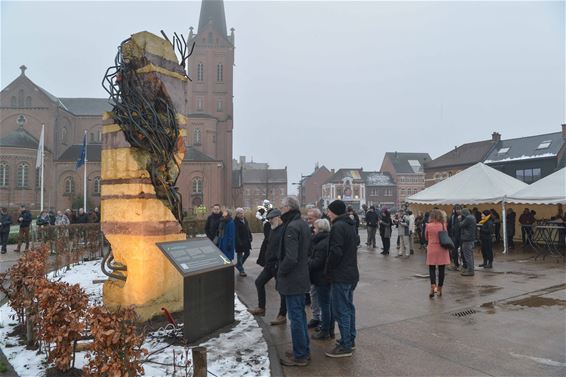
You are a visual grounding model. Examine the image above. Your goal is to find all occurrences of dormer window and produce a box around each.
[497,147,510,154]
[537,140,551,150]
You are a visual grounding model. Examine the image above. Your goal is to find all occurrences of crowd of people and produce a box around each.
[202,197,566,367]
[205,198,360,365]
[0,205,100,254]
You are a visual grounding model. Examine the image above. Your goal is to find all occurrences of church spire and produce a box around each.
[197,0,227,37]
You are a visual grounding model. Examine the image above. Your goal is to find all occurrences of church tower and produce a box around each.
[186,0,235,207]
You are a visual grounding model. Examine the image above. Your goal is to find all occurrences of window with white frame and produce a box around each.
[16,162,29,188]
[194,128,202,145]
[196,97,204,111]
[192,177,203,194]
[216,99,223,112]
[94,176,101,194]
[64,176,75,194]
[0,162,8,187]
[197,63,204,81]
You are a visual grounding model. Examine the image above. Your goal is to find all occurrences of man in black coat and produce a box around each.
[365,206,379,248]
[277,197,311,367]
[235,208,253,277]
[205,204,222,243]
[247,209,287,325]
[16,205,32,252]
[325,200,359,358]
[447,206,463,270]
[0,208,12,254]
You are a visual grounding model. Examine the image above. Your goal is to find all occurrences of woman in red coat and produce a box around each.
[425,209,451,298]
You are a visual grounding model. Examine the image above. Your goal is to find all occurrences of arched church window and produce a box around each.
[18,89,24,107]
[64,176,75,194]
[17,162,29,188]
[194,128,202,145]
[0,162,8,187]
[192,177,203,194]
[10,96,17,107]
[93,176,101,194]
[25,96,32,107]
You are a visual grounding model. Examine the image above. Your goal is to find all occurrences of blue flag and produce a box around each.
[76,132,87,169]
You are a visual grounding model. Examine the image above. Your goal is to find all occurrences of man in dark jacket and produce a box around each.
[365,206,379,248]
[0,208,12,254]
[325,200,359,358]
[235,208,253,277]
[277,197,311,367]
[447,206,463,270]
[248,209,287,325]
[16,205,32,252]
[506,208,516,249]
[459,208,476,276]
[205,204,222,243]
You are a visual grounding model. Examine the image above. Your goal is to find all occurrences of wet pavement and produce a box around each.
[236,229,566,377]
[1,233,564,376]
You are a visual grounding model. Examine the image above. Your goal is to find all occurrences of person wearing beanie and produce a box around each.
[328,200,346,216]
[479,210,494,268]
[325,200,359,358]
[277,197,311,367]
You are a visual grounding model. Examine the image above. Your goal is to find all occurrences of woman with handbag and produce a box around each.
[425,209,451,298]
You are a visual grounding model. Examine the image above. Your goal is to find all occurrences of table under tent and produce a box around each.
[506,167,566,260]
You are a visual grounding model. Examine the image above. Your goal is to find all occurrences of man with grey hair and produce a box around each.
[306,207,322,329]
[277,197,311,366]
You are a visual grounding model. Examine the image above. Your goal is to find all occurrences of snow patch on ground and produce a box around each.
[0,260,270,376]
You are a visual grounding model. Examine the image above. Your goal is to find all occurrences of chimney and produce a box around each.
[331,169,335,174]
[239,156,246,165]
[492,132,501,142]
[562,124,566,138]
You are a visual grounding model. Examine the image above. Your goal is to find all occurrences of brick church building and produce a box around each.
[0,0,235,213]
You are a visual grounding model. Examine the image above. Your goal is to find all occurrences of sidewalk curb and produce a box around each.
[237,294,285,377]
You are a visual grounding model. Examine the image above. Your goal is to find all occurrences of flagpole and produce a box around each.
[40,124,44,212]
[83,130,87,210]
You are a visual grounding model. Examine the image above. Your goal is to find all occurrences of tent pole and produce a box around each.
[502,198,508,255]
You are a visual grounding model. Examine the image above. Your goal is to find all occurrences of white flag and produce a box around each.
[36,124,44,169]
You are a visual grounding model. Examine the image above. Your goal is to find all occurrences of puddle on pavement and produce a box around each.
[506,296,566,308]
[478,285,504,296]
[480,301,496,314]
[482,271,539,279]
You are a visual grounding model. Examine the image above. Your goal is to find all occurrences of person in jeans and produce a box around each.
[234,208,252,277]
[248,209,287,326]
[306,208,322,329]
[325,200,359,358]
[16,205,32,252]
[277,197,311,367]
[0,208,12,254]
[308,218,333,340]
[459,208,476,276]
[217,209,235,262]
[365,206,379,249]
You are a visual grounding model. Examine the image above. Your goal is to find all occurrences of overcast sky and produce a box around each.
[1,1,564,192]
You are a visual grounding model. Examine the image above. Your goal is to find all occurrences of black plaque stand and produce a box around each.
[157,238,235,343]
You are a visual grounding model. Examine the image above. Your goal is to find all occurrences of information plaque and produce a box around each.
[157,238,232,277]
[157,237,235,343]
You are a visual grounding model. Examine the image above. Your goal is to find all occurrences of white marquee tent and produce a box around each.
[407,163,528,253]
[407,163,528,205]
[506,167,566,205]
